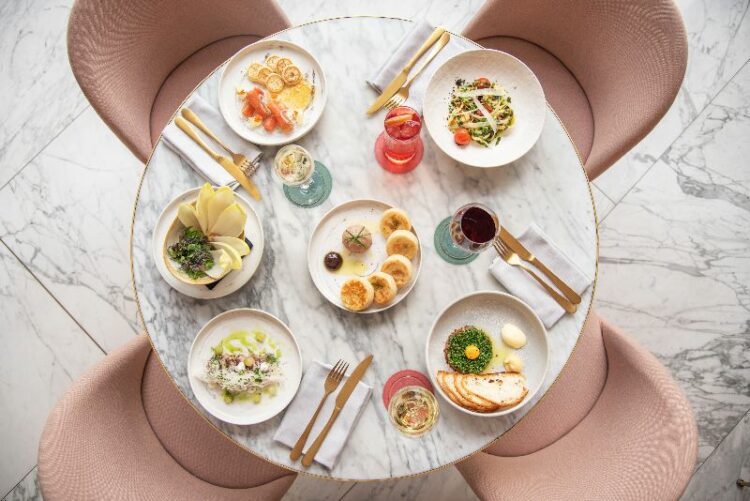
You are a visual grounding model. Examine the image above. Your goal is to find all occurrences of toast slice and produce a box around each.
[455,374,499,411]
[437,371,496,412]
[462,372,528,410]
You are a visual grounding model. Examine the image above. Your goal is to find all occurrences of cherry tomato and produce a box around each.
[475,77,491,88]
[263,116,277,131]
[454,127,471,145]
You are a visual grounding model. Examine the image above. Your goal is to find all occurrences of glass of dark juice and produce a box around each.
[434,203,499,264]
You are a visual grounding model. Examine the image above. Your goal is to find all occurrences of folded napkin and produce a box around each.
[162,95,262,187]
[367,21,475,112]
[273,361,372,469]
[489,224,592,328]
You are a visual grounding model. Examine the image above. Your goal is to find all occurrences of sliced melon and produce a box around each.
[207,186,235,233]
[211,236,250,257]
[177,203,201,230]
[210,203,246,237]
[195,183,215,233]
[211,241,242,269]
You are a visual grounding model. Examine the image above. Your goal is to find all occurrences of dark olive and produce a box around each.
[324,252,343,271]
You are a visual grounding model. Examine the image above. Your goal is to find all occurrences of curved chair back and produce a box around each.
[463,0,687,180]
[67,0,290,161]
[38,336,296,500]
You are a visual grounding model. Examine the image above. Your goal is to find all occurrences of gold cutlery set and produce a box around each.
[367,27,450,114]
[292,354,373,467]
[175,108,262,201]
[493,230,581,312]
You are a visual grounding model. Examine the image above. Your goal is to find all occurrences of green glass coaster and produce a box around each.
[434,216,478,265]
[283,161,332,208]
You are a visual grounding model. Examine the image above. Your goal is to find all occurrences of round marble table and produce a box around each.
[131,17,597,481]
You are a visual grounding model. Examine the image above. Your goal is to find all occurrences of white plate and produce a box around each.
[188,308,302,425]
[151,187,264,299]
[218,39,327,146]
[425,291,549,417]
[307,199,422,314]
[423,49,545,168]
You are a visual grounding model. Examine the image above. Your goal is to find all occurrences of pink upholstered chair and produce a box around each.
[456,313,697,500]
[67,0,291,162]
[38,335,296,500]
[462,0,687,180]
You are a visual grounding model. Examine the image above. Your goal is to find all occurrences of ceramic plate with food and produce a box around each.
[307,199,422,314]
[188,308,302,425]
[423,49,545,168]
[425,291,549,417]
[152,186,264,299]
[219,39,326,146]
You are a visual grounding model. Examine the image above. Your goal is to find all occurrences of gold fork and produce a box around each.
[493,239,577,314]
[289,360,349,461]
[384,32,451,110]
[181,107,258,176]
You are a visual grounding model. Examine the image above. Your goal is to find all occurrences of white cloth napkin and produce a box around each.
[273,361,372,470]
[367,21,475,112]
[489,224,592,328]
[162,95,262,187]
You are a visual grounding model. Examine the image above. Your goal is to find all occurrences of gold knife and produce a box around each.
[366,26,446,114]
[174,116,261,201]
[499,227,582,304]
[301,354,373,467]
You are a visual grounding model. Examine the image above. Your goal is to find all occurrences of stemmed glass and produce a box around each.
[273,144,332,208]
[434,203,500,264]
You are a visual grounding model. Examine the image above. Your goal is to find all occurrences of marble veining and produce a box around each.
[596,61,750,464]
[593,0,750,203]
[0,0,88,188]
[131,18,596,480]
[0,242,104,496]
[1,468,40,501]
[0,109,143,352]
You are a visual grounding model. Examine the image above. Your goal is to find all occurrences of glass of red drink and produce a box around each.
[434,203,500,265]
[374,106,424,174]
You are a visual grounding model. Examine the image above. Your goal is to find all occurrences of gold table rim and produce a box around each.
[128,14,600,484]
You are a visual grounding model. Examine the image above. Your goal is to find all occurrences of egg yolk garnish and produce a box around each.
[464,344,480,360]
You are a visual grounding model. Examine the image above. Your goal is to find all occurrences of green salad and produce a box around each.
[447,77,515,147]
[167,227,214,279]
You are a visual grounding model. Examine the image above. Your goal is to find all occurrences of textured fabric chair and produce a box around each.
[67,0,290,162]
[462,0,687,180]
[38,335,296,500]
[456,313,697,500]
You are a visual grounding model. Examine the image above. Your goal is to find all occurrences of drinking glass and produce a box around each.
[374,106,424,174]
[387,386,439,437]
[273,144,332,208]
[434,203,500,265]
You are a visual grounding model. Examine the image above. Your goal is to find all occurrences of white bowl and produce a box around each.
[425,291,549,417]
[188,308,302,425]
[218,39,327,146]
[423,49,545,168]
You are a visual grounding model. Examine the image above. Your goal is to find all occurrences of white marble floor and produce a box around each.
[1,1,748,500]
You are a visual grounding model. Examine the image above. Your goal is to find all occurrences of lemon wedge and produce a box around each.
[211,242,243,269]
[210,236,250,257]
[204,249,232,279]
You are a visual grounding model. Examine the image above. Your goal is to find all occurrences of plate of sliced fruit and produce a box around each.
[152,184,264,299]
[307,199,422,314]
[218,39,326,146]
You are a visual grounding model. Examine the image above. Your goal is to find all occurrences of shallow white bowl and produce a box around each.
[423,49,545,168]
[151,187,264,299]
[425,291,549,417]
[218,39,327,146]
[188,308,302,425]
